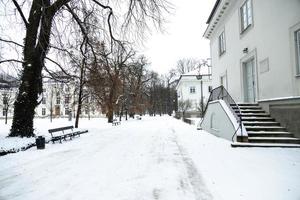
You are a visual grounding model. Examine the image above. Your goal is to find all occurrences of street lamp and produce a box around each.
[196,74,204,118]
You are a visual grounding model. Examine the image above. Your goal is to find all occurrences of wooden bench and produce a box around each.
[48,126,88,143]
[112,119,121,126]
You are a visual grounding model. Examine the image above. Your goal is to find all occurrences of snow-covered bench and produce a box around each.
[112,119,121,126]
[48,126,88,143]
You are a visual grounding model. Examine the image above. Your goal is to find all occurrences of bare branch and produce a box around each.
[11,0,29,27]
[49,0,71,15]
[0,59,24,64]
[0,38,24,48]
[91,0,122,45]
[45,57,77,79]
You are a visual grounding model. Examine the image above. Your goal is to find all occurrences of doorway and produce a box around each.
[243,59,256,102]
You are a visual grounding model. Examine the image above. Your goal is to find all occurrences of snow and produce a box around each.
[0,116,300,200]
[258,95,300,102]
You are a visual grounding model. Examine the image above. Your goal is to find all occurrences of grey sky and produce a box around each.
[141,0,215,74]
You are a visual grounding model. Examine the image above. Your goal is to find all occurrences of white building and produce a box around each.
[201,0,300,145]
[0,74,102,119]
[176,66,212,117]
[36,80,101,118]
[204,0,300,102]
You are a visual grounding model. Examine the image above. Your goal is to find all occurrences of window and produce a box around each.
[220,74,227,89]
[65,95,70,104]
[42,108,46,116]
[190,86,196,94]
[240,0,252,32]
[296,29,300,75]
[219,31,226,55]
[65,108,69,115]
[2,96,7,105]
[56,96,61,104]
[42,97,46,104]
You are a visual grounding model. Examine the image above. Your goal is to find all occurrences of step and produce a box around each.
[248,137,300,144]
[237,103,259,106]
[243,121,280,126]
[231,142,300,148]
[232,106,262,110]
[241,117,275,122]
[237,110,266,113]
[238,113,271,117]
[245,126,286,131]
[247,131,294,137]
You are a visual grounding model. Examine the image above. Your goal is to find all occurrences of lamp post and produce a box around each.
[196,74,203,117]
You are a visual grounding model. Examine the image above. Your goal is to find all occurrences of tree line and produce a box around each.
[0,0,177,137]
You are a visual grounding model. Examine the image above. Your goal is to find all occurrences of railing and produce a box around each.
[203,85,243,141]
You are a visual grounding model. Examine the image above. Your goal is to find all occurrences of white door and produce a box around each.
[243,59,255,102]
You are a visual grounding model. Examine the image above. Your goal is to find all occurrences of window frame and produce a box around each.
[42,108,46,116]
[295,29,300,75]
[240,0,253,33]
[189,86,196,94]
[56,96,61,105]
[218,31,226,56]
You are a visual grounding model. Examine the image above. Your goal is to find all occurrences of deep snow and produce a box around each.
[0,116,299,200]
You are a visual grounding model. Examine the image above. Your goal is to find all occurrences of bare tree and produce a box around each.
[178,99,192,119]
[0,90,15,124]
[0,0,170,137]
[88,42,135,122]
[176,58,201,75]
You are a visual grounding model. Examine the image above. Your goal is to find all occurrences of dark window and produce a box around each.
[219,31,226,55]
[42,108,46,116]
[240,0,253,32]
[190,86,196,94]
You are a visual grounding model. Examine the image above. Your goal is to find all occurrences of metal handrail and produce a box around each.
[203,85,243,141]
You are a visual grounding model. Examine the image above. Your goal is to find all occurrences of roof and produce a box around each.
[175,68,212,90]
[203,0,231,39]
[206,0,221,24]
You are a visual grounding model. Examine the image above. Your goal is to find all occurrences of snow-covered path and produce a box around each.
[0,117,212,200]
[0,116,300,200]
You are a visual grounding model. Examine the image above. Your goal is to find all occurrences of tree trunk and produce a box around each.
[107,108,113,123]
[10,62,43,137]
[5,108,8,125]
[75,63,85,128]
[10,1,55,137]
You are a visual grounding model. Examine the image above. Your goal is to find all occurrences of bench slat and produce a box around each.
[48,126,74,133]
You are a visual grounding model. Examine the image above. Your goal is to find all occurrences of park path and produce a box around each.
[0,117,213,200]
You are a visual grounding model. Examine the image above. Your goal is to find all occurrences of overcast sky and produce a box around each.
[141,0,215,75]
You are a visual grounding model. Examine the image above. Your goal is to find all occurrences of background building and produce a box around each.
[176,65,212,118]
[0,72,102,120]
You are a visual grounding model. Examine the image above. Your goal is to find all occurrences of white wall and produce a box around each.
[201,100,247,141]
[209,0,300,102]
[177,76,212,111]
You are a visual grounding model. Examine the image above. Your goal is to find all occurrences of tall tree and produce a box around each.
[176,58,201,75]
[0,0,170,137]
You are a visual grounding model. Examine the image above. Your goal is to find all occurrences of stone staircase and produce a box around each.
[231,103,300,148]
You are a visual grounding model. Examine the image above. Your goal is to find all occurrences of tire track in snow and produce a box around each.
[170,128,213,200]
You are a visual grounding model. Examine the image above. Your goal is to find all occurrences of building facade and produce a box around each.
[201,0,300,142]
[204,0,300,102]
[0,74,102,119]
[176,67,212,117]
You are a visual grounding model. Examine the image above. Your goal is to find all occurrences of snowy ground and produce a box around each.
[0,116,300,200]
